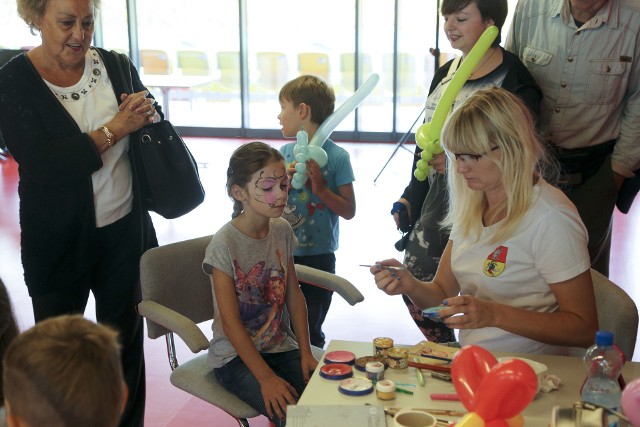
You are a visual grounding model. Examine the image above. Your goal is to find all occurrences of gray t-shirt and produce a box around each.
[203,217,299,368]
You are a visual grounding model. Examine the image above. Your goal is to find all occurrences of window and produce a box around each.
[0,0,521,140]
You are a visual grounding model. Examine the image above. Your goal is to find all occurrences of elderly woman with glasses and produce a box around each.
[371,87,598,354]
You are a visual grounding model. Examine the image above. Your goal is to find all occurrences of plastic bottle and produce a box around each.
[581,330,624,410]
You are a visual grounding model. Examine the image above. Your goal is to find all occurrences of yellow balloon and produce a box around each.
[421,150,434,162]
[506,414,524,427]
[414,168,428,181]
[416,122,431,150]
[427,25,499,143]
[456,412,485,427]
[413,25,498,182]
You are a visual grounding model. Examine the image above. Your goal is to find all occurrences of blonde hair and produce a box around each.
[441,87,548,243]
[17,0,101,34]
[3,315,123,427]
[279,75,335,125]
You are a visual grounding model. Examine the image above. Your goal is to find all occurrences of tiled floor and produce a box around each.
[1,137,638,426]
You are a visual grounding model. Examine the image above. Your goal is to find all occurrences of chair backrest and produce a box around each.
[339,53,372,93]
[139,235,213,339]
[590,269,638,360]
[140,49,171,75]
[216,51,241,91]
[298,52,330,82]
[177,50,210,76]
[256,52,288,92]
[382,52,416,95]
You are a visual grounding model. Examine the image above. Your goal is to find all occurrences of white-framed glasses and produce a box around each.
[447,146,500,162]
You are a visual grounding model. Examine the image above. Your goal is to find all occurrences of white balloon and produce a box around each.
[308,73,379,148]
[307,145,328,168]
[291,173,306,189]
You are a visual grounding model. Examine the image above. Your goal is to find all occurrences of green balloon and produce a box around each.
[414,167,429,181]
[427,26,498,143]
[413,25,498,182]
[415,122,431,150]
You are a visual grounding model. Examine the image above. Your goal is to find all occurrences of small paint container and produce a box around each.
[373,337,394,358]
[388,347,408,369]
[354,356,387,372]
[338,377,374,397]
[365,361,385,381]
[375,379,396,400]
[324,350,356,365]
[319,363,353,380]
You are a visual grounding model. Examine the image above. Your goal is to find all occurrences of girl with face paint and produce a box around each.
[201,142,318,427]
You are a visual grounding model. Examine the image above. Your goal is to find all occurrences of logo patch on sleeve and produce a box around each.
[484,246,508,277]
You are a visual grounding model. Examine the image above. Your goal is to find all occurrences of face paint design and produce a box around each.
[253,168,289,208]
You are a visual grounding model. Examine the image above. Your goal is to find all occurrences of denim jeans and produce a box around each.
[214,350,305,427]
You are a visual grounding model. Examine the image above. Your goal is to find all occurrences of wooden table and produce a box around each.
[297,340,640,426]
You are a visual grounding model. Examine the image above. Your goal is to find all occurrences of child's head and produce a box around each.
[3,315,126,427]
[226,141,287,219]
[0,278,19,406]
[278,75,335,137]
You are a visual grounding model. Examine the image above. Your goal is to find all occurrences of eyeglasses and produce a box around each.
[447,146,500,162]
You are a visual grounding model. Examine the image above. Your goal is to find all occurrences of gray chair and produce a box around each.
[590,269,638,361]
[569,269,639,361]
[137,235,364,426]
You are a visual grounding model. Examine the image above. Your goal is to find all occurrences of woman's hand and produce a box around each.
[436,294,497,329]
[260,374,298,423]
[369,259,415,296]
[429,152,447,174]
[108,90,157,139]
[392,199,410,230]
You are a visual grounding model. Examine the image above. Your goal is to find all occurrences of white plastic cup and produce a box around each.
[394,409,437,427]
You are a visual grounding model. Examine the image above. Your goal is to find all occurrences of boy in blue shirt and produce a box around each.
[278,75,356,348]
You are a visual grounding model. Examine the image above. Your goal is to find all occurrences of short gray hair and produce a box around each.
[17,0,101,35]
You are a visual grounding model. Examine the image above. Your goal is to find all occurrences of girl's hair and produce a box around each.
[226,141,284,219]
[441,0,508,46]
[441,87,551,243]
[278,75,335,125]
[17,0,102,35]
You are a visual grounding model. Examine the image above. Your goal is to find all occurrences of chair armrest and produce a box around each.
[294,264,364,306]
[137,300,210,353]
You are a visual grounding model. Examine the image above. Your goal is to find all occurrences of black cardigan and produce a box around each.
[0,47,158,297]
[398,48,543,236]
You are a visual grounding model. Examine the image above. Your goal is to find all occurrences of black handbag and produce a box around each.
[114,52,205,219]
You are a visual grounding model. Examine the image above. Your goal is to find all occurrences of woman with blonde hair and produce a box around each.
[371,87,598,354]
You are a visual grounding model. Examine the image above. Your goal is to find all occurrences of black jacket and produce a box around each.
[0,47,158,296]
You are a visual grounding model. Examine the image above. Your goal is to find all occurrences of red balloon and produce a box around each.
[451,345,498,411]
[474,359,538,421]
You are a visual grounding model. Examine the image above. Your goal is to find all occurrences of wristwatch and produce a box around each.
[390,201,406,215]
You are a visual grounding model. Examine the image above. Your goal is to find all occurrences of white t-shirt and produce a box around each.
[44,48,133,227]
[450,179,590,354]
